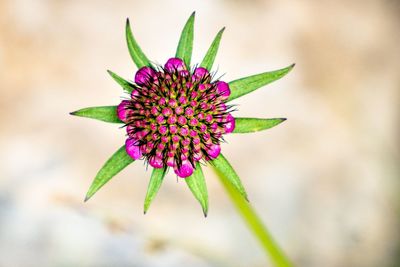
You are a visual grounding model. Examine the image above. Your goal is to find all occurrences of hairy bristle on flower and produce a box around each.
[117,57,235,178]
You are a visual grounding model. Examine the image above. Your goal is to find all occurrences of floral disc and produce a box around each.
[117,58,235,178]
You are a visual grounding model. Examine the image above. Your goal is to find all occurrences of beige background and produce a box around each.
[0,0,399,266]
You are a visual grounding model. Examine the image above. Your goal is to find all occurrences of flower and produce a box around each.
[118,57,234,178]
[71,12,294,216]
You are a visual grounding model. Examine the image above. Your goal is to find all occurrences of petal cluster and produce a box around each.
[117,58,235,178]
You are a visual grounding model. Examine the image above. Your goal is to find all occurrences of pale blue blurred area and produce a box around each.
[0,0,399,266]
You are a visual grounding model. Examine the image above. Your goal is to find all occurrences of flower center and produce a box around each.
[117,58,235,178]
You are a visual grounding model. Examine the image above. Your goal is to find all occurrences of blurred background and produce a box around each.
[0,0,399,266]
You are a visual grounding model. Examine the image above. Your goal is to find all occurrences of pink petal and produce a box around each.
[135,66,155,85]
[131,90,139,98]
[193,67,209,80]
[167,157,175,167]
[194,152,202,162]
[179,70,190,77]
[216,81,231,98]
[117,100,131,122]
[174,160,194,178]
[207,144,221,159]
[224,114,235,133]
[125,138,142,160]
[149,156,164,168]
[164,58,186,72]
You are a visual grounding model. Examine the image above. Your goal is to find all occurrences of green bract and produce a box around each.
[71,12,293,216]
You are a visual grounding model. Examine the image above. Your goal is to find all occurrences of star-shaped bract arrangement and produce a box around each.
[71,12,294,216]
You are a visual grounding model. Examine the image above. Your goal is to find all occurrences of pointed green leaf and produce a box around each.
[175,12,195,68]
[144,168,167,214]
[185,162,208,216]
[126,18,152,68]
[228,64,295,102]
[70,106,121,123]
[200,27,225,70]
[85,145,134,201]
[107,70,136,93]
[233,118,286,133]
[211,154,248,200]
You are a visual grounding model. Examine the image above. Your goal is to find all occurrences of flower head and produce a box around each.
[118,57,233,178]
[71,12,294,216]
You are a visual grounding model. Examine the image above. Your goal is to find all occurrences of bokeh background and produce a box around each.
[0,0,399,266]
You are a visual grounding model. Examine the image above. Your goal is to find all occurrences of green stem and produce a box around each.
[217,174,293,267]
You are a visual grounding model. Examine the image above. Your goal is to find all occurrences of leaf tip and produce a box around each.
[203,210,208,218]
[144,203,149,215]
[275,118,287,126]
[84,194,91,202]
[106,69,116,78]
[69,111,77,116]
[187,11,196,24]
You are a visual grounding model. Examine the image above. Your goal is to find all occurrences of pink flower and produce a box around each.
[119,58,234,178]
